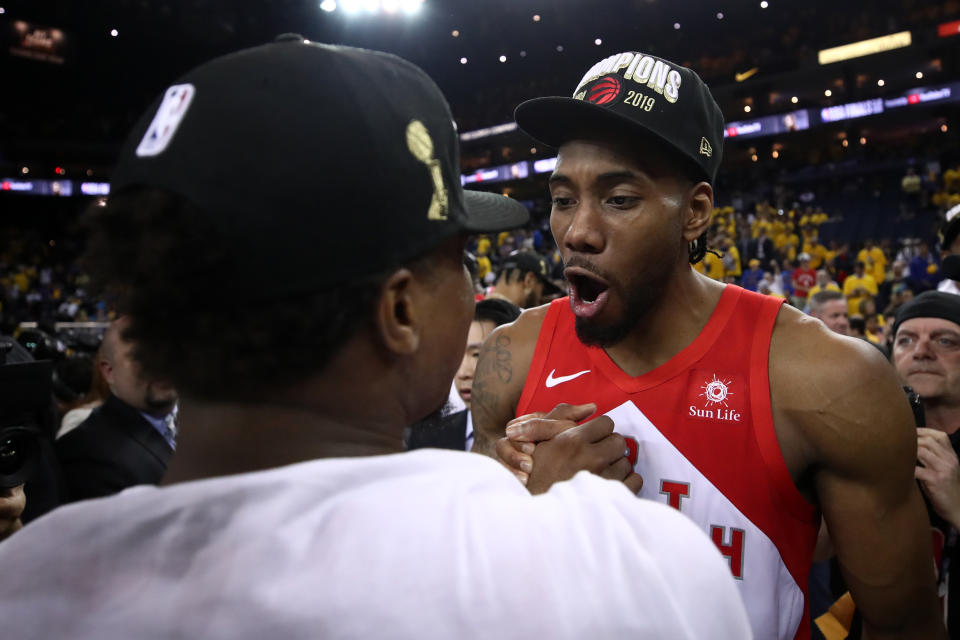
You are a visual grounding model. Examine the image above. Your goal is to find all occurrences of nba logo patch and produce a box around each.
[136,83,196,157]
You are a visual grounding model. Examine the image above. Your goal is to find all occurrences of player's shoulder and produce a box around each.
[771,302,889,380]
[769,304,911,463]
[478,473,751,637]
[492,299,554,341]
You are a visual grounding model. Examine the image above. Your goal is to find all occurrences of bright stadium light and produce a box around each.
[341,0,361,13]
[382,0,400,12]
[361,0,379,12]
[320,0,337,11]
[400,0,423,15]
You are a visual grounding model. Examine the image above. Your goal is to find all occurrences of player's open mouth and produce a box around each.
[565,267,610,319]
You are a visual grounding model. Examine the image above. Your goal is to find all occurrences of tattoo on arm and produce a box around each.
[470,335,513,455]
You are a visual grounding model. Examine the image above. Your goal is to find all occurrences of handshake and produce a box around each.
[494,402,643,495]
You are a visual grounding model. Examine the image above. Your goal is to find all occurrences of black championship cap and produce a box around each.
[500,250,563,295]
[894,291,960,337]
[515,51,725,184]
[110,35,529,297]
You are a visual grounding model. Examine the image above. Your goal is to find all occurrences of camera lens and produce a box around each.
[0,435,24,476]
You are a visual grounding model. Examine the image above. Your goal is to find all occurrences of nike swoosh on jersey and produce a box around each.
[545,368,591,388]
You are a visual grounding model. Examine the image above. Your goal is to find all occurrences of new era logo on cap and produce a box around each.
[699,137,713,157]
[136,84,196,157]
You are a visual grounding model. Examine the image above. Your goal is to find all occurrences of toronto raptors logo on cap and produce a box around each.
[587,75,622,105]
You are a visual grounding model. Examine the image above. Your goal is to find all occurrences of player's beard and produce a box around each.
[574,259,672,348]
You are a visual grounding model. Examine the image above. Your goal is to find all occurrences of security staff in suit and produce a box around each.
[55,317,178,503]
[407,299,520,451]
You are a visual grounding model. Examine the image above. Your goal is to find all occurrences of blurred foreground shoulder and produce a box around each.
[467,472,752,639]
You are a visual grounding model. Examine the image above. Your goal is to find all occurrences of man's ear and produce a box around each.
[523,271,538,291]
[375,268,421,356]
[682,181,715,243]
[98,356,113,385]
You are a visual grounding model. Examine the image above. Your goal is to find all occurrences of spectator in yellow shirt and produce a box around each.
[807,269,841,299]
[717,235,742,278]
[842,261,879,317]
[475,235,491,258]
[803,239,828,270]
[856,240,887,284]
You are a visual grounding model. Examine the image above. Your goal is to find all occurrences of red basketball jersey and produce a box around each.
[518,285,819,640]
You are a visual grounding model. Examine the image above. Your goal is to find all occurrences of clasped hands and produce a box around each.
[495,403,643,495]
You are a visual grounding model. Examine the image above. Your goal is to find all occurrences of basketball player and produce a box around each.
[471,51,943,639]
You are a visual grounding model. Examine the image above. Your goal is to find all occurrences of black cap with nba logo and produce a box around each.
[110,34,529,298]
[515,51,725,184]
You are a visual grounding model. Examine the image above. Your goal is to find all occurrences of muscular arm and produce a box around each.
[470,307,545,458]
[771,313,943,638]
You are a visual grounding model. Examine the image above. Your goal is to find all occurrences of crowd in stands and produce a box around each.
[0,228,107,337]
[687,162,960,356]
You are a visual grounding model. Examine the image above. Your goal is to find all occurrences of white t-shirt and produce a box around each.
[0,450,750,639]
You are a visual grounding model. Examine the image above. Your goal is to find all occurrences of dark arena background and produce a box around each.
[3,0,959,333]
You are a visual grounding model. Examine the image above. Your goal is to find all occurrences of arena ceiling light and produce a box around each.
[336,0,422,15]
[400,0,423,15]
[818,31,911,65]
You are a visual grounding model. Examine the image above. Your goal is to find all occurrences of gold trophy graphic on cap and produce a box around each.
[406,120,449,221]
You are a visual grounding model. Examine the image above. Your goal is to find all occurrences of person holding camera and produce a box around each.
[892,291,960,633]
[0,486,24,541]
